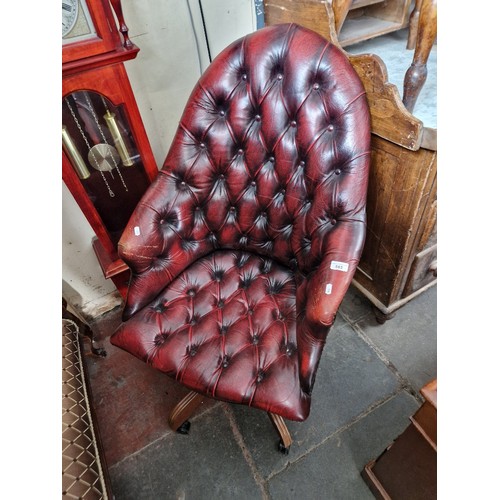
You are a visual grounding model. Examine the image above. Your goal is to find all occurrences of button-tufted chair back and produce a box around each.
[111,23,370,445]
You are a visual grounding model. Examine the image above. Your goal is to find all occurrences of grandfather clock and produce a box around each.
[62,0,158,298]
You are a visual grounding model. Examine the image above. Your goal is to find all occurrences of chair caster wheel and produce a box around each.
[91,346,107,357]
[278,440,290,455]
[177,420,191,435]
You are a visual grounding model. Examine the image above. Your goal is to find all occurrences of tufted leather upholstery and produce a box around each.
[111,23,370,422]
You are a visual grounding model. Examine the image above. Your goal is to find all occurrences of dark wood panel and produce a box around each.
[363,379,437,499]
[411,400,437,449]
[357,136,436,307]
[403,244,437,297]
[363,423,437,499]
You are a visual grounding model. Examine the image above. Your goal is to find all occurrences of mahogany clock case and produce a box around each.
[62,0,159,296]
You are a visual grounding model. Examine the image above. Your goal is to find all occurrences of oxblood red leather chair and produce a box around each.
[111,23,371,453]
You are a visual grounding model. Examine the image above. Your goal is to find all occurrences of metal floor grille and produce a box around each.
[62,320,109,499]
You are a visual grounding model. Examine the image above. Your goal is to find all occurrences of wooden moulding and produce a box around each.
[351,0,384,9]
[420,379,437,408]
[412,378,437,450]
[348,53,425,151]
[92,237,128,279]
[92,237,130,299]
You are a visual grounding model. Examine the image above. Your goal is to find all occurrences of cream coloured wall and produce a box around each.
[62,0,256,319]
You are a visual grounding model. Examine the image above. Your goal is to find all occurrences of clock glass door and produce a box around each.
[62,91,151,245]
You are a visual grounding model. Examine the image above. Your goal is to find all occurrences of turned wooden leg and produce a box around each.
[406,0,423,50]
[268,412,293,454]
[168,391,205,434]
[62,298,106,357]
[402,0,437,113]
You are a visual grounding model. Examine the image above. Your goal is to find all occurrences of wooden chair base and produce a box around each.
[167,391,293,453]
[268,412,293,454]
[168,391,205,434]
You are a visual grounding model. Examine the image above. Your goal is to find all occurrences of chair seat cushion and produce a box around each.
[111,250,311,421]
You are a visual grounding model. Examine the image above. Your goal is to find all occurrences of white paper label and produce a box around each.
[325,283,332,295]
[134,226,141,236]
[330,260,349,272]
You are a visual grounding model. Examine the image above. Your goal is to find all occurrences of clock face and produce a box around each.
[62,0,96,44]
[62,0,78,37]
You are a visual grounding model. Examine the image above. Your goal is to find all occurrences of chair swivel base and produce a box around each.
[168,390,293,453]
[168,391,205,435]
[268,412,293,455]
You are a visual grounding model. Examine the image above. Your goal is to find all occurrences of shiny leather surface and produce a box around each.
[111,23,370,421]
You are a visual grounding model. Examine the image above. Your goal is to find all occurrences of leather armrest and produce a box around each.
[305,219,366,330]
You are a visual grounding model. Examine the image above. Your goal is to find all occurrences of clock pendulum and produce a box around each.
[88,142,121,176]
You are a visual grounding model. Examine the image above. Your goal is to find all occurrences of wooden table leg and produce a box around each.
[402,0,437,113]
[406,0,423,50]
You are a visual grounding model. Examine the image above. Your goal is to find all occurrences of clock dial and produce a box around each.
[62,0,78,38]
[62,0,96,44]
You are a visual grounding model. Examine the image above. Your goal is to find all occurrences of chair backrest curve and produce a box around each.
[119,23,371,319]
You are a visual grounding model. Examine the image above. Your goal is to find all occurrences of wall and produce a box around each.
[62,0,256,320]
